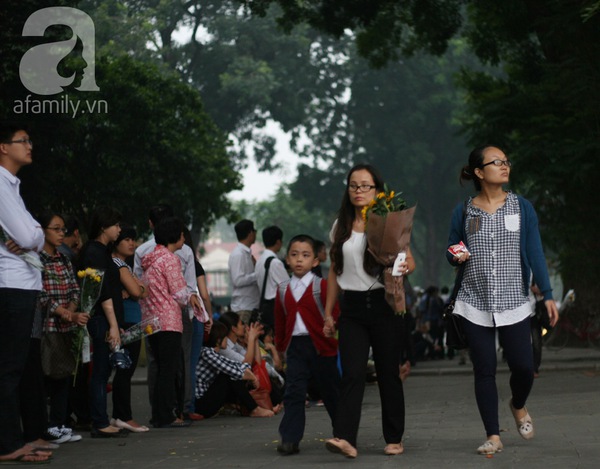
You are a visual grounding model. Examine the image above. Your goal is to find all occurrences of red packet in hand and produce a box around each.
[448,241,470,257]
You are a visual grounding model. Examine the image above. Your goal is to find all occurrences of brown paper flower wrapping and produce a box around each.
[366,206,416,313]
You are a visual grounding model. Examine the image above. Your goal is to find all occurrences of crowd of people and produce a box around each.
[0,121,559,464]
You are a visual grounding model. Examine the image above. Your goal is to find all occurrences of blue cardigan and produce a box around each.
[446,195,554,301]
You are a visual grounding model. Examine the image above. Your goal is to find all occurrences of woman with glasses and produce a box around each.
[36,211,88,446]
[322,163,415,458]
[446,145,559,455]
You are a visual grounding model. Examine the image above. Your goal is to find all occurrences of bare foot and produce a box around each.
[384,442,404,455]
[0,445,52,462]
[272,404,283,415]
[249,406,274,418]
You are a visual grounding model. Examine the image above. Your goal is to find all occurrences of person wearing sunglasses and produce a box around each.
[446,145,559,455]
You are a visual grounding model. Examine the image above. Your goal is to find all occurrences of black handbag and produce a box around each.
[41,330,77,379]
[443,201,468,350]
[443,297,468,350]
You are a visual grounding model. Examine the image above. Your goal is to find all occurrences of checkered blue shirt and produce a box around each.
[456,192,530,326]
[195,347,250,399]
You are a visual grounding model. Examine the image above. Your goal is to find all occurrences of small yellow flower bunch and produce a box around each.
[144,325,154,335]
[361,184,407,224]
[77,268,102,283]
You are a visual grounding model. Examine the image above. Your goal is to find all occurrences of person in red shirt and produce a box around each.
[274,234,340,456]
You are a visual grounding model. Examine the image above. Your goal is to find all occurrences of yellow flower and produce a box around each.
[94,275,101,283]
[77,270,85,279]
[361,205,368,223]
[377,192,385,199]
[145,325,153,334]
[387,190,395,200]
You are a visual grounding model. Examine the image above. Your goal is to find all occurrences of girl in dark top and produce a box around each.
[110,226,149,432]
[78,206,126,438]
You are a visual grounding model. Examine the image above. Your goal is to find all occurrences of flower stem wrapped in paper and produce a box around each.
[120,316,162,346]
[362,185,416,314]
[73,268,105,383]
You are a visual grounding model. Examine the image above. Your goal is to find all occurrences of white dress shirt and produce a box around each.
[255,249,289,301]
[0,166,44,290]
[228,243,260,311]
[290,271,313,336]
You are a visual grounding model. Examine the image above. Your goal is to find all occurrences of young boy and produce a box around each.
[275,234,340,456]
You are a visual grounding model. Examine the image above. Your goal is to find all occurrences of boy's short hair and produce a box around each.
[154,216,184,246]
[287,234,317,256]
[62,215,80,237]
[262,225,283,248]
[234,219,255,241]
[205,321,228,348]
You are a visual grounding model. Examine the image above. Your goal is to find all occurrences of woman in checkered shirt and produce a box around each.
[446,145,559,456]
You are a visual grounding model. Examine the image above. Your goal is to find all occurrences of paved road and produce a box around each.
[50,347,600,468]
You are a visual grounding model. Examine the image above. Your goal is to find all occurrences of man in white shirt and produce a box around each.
[255,226,289,329]
[228,219,260,324]
[133,204,202,420]
[0,123,48,463]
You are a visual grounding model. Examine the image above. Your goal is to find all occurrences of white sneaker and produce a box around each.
[60,426,82,443]
[45,426,71,444]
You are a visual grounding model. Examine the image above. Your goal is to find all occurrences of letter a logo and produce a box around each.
[19,7,99,95]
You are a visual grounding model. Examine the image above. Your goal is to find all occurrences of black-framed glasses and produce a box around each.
[46,226,67,233]
[4,138,33,148]
[481,159,511,168]
[348,183,376,192]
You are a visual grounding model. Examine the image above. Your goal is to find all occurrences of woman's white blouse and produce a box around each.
[335,230,384,291]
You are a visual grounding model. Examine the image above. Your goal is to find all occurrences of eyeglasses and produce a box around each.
[481,159,511,168]
[348,183,376,192]
[46,226,67,233]
[4,138,33,148]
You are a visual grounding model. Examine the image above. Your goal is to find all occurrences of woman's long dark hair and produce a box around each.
[459,144,505,192]
[330,163,385,276]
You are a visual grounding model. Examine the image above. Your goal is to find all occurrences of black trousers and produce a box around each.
[0,288,37,456]
[195,373,257,418]
[20,338,48,442]
[148,331,183,426]
[278,336,340,444]
[112,323,142,422]
[333,289,405,447]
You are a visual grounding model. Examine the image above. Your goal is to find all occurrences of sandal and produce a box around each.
[384,443,404,455]
[477,439,503,455]
[509,399,535,440]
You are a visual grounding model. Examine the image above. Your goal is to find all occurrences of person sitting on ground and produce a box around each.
[195,322,274,418]
[218,312,283,412]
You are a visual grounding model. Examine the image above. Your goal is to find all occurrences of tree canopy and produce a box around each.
[245,0,600,315]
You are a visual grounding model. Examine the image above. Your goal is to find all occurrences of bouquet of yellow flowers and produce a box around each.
[73,268,105,382]
[362,185,416,314]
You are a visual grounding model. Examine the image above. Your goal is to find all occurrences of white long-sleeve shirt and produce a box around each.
[0,166,44,290]
[228,243,259,311]
[255,249,289,301]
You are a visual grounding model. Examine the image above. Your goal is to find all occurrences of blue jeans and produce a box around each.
[187,318,204,413]
[87,315,112,430]
[0,288,37,455]
[462,317,534,436]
